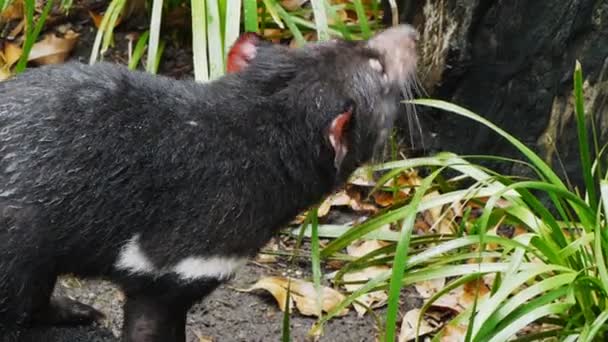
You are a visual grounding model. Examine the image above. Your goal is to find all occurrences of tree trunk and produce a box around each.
[393,0,608,190]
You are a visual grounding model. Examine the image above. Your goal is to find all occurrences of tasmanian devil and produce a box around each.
[0,25,417,341]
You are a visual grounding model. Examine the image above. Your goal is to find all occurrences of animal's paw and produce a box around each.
[37,297,105,326]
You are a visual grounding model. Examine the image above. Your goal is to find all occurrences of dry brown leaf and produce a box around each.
[255,238,279,263]
[414,278,446,299]
[342,266,389,316]
[28,31,79,65]
[0,67,12,81]
[318,190,351,217]
[89,11,123,29]
[280,0,307,11]
[372,190,407,207]
[346,239,389,258]
[432,279,490,314]
[3,42,22,67]
[398,309,436,342]
[348,168,376,187]
[239,276,349,317]
[0,0,24,21]
[439,323,468,342]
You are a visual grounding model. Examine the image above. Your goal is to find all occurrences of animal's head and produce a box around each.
[226,26,418,181]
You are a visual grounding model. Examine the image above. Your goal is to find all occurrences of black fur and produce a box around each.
[0,29,415,342]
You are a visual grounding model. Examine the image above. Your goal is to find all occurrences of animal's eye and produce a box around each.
[368,58,383,73]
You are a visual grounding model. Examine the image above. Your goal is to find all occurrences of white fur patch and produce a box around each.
[115,234,155,274]
[115,234,246,281]
[173,256,246,281]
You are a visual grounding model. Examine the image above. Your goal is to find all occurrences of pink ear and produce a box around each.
[227,33,260,74]
[328,108,353,169]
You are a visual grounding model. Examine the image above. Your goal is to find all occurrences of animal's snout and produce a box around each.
[367,24,418,85]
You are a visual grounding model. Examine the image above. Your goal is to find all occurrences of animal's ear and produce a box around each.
[328,105,353,170]
[227,33,261,73]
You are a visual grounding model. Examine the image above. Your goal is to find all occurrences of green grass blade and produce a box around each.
[261,0,284,29]
[265,0,304,46]
[310,208,323,318]
[580,310,608,342]
[206,0,224,79]
[384,169,443,342]
[89,0,117,64]
[324,2,351,40]
[128,31,150,70]
[147,0,164,74]
[15,0,54,73]
[224,0,242,56]
[281,279,292,342]
[351,0,370,39]
[242,0,258,32]
[475,273,576,340]
[574,61,597,208]
[597,180,608,294]
[487,303,573,342]
[471,268,568,337]
[408,99,565,189]
[101,0,126,55]
[310,0,330,41]
[192,0,208,81]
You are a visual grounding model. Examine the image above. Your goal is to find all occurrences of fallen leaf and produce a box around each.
[28,31,80,65]
[0,0,24,21]
[432,278,490,314]
[0,67,12,81]
[342,266,389,316]
[317,190,351,217]
[280,0,307,11]
[414,278,446,299]
[239,277,349,317]
[3,42,22,67]
[89,10,123,29]
[348,167,376,187]
[346,239,389,258]
[372,189,407,207]
[438,323,468,342]
[398,308,436,342]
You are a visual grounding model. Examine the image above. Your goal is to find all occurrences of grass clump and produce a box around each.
[300,62,608,341]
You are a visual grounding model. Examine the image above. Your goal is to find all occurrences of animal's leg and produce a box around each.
[0,254,102,335]
[33,296,105,326]
[121,279,220,342]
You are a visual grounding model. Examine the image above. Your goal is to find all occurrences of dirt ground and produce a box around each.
[7,7,422,341]
[19,260,406,342]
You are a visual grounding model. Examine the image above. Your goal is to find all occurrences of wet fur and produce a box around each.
[0,36,404,341]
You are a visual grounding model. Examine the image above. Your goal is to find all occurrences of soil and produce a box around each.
[6,6,421,341]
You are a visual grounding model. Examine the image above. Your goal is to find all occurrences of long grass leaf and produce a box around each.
[580,310,608,342]
[147,0,164,73]
[574,61,597,208]
[128,31,150,70]
[352,0,370,39]
[487,303,573,342]
[224,0,242,56]
[385,169,443,342]
[206,0,224,79]
[192,0,208,81]
[242,0,258,32]
[597,180,608,294]
[310,0,329,40]
[15,0,54,73]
